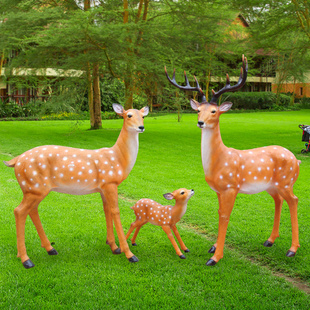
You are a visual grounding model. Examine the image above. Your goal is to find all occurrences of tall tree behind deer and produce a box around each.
[4,104,148,269]
[165,55,300,266]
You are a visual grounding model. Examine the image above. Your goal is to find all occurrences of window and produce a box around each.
[300,87,303,96]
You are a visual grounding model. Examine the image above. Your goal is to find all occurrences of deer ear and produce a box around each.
[163,193,174,200]
[219,102,232,113]
[112,103,124,116]
[190,99,201,111]
[141,106,149,116]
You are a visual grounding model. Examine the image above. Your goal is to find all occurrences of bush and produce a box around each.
[221,92,291,110]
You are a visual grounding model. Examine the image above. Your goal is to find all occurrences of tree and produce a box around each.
[233,0,310,102]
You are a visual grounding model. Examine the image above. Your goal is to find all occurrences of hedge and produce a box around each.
[220,92,291,110]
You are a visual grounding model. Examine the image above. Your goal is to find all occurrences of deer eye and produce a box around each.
[197,109,201,113]
[211,110,216,114]
[180,191,185,195]
[128,114,133,118]
[142,115,145,119]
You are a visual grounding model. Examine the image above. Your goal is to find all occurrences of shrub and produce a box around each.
[221,92,291,110]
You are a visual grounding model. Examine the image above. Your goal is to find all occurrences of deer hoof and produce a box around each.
[286,250,296,257]
[184,249,190,253]
[132,243,137,246]
[128,255,139,263]
[263,240,273,247]
[208,246,216,253]
[206,259,217,266]
[113,248,121,255]
[47,248,58,255]
[179,254,186,259]
[23,259,35,269]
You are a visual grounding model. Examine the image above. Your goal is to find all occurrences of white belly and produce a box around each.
[239,181,271,194]
[52,186,98,195]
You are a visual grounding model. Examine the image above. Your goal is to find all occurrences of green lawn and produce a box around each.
[1,110,310,309]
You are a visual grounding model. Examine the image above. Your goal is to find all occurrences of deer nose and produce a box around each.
[139,126,145,131]
[198,121,204,127]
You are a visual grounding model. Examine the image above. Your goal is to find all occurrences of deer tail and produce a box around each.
[3,156,19,167]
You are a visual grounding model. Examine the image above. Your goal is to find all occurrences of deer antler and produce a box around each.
[210,55,248,104]
[165,67,206,102]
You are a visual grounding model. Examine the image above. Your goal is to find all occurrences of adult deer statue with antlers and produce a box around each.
[165,55,300,266]
[4,104,149,269]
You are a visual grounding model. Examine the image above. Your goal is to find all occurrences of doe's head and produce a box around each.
[113,104,149,133]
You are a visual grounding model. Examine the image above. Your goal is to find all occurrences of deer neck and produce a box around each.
[201,123,226,177]
[112,126,139,176]
[171,202,187,224]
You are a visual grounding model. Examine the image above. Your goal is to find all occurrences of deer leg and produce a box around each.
[102,184,138,262]
[101,193,120,255]
[14,193,45,269]
[126,220,146,246]
[207,189,237,266]
[171,225,189,252]
[29,206,58,255]
[162,225,185,259]
[264,191,283,247]
[278,188,300,256]
[208,193,222,254]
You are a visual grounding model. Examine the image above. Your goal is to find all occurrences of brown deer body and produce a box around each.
[166,56,300,265]
[126,188,194,258]
[4,104,148,268]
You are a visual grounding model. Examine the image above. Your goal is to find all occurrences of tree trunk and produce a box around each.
[86,62,95,128]
[92,62,102,129]
[124,78,133,110]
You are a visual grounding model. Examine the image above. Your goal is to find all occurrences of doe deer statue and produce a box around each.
[165,55,300,266]
[4,104,149,268]
[126,188,194,259]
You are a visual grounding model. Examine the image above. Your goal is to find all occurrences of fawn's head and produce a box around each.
[113,104,149,133]
[163,188,194,203]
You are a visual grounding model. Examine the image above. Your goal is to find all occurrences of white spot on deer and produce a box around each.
[229,173,233,177]
[219,175,223,179]
[33,171,37,176]
[35,183,39,188]
[251,160,254,163]
[118,170,122,175]
[95,160,99,164]
[63,157,68,161]
[104,161,108,165]
[39,154,44,158]
[111,157,115,161]
[89,169,93,174]
[22,181,26,186]
[49,153,52,157]
[225,162,228,166]
[54,167,58,171]
[30,158,35,162]
[249,151,253,154]
[109,171,113,176]
[228,151,232,155]
[54,146,58,149]
[43,148,47,151]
